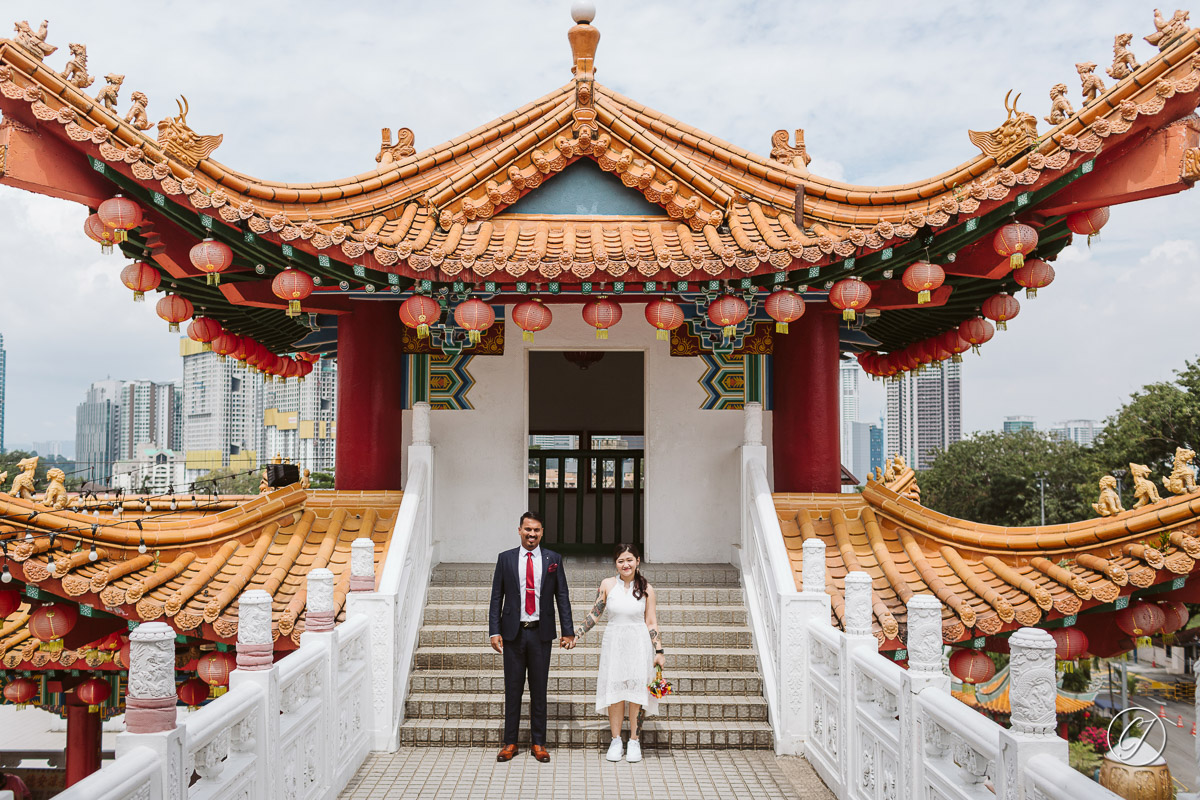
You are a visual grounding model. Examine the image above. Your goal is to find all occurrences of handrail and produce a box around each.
[379,458,429,595]
[1026,753,1124,800]
[852,648,904,694]
[746,458,797,595]
[182,681,261,749]
[918,685,1000,760]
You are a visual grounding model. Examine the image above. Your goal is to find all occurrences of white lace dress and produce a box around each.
[594,579,659,716]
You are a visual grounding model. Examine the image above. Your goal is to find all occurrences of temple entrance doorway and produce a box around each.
[528,350,645,554]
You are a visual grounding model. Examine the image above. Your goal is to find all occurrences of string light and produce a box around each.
[0,566,10,584]
[136,521,147,555]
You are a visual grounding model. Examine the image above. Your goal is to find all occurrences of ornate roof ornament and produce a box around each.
[1107,33,1140,79]
[968,90,1037,162]
[60,43,94,90]
[12,20,55,60]
[1145,8,1190,51]
[125,90,151,131]
[376,127,415,164]
[1044,83,1073,125]
[568,1,599,135]
[156,96,222,168]
[1077,61,1105,105]
[95,73,123,112]
[769,129,811,169]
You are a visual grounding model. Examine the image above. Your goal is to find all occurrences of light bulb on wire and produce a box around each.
[0,565,10,584]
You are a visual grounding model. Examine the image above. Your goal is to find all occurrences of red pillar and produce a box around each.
[335,302,406,491]
[64,703,102,787]
[772,307,841,493]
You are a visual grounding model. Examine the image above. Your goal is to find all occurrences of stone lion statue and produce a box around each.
[41,468,68,510]
[1093,475,1124,517]
[1131,462,1163,509]
[1162,447,1198,495]
[10,457,38,500]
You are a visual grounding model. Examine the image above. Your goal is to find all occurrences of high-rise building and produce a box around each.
[1003,415,1036,434]
[262,357,337,475]
[1049,419,1103,447]
[0,333,6,454]
[180,339,264,480]
[111,446,188,496]
[75,379,124,484]
[840,360,860,471]
[869,424,884,478]
[118,380,182,460]
[886,361,962,470]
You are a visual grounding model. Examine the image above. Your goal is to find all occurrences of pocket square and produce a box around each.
[548,563,558,573]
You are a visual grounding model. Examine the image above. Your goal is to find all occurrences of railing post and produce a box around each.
[997,628,1066,800]
[779,537,830,755]
[346,537,397,751]
[902,594,949,800]
[115,621,185,800]
[300,568,337,796]
[743,401,763,447]
[843,571,877,796]
[350,538,376,592]
[230,589,278,800]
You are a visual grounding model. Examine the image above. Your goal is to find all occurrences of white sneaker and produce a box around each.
[605,737,623,762]
[626,740,642,763]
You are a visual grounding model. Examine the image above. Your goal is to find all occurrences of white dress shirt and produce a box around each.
[518,546,543,622]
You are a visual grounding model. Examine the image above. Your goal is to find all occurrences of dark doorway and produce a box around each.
[528,351,645,553]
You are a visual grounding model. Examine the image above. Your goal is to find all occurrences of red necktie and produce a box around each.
[525,552,536,616]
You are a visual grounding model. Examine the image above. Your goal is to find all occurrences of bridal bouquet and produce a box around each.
[648,665,674,699]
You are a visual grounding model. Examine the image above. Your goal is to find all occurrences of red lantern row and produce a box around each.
[120,262,161,302]
[83,196,144,254]
[856,324,977,379]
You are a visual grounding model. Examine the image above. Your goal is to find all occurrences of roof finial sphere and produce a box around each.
[571,1,596,24]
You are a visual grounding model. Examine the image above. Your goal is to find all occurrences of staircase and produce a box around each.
[400,561,774,749]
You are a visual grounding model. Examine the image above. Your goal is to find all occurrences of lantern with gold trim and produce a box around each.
[399,295,442,339]
[186,317,223,351]
[1116,601,1166,646]
[958,317,995,354]
[156,294,194,332]
[706,295,749,340]
[764,289,805,333]
[993,222,1038,270]
[3,677,37,709]
[189,238,234,285]
[453,299,495,344]
[84,213,115,254]
[76,677,111,713]
[1159,600,1189,642]
[1066,207,1110,244]
[582,298,622,339]
[901,261,945,304]
[211,333,239,360]
[271,268,314,317]
[829,278,872,322]
[29,604,78,652]
[1012,258,1055,298]
[97,195,142,244]
[120,262,160,302]
[982,293,1020,331]
[197,650,236,697]
[1050,627,1089,672]
[512,299,553,342]
[948,648,995,695]
[645,298,684,341]
[178,677,210,710]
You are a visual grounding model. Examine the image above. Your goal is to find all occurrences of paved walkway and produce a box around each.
[338,748,832,799]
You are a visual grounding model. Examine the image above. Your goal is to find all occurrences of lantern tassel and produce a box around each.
[595,329,608,340]
[523,331,534,343]
[114,230,127,244]
[918,290,930,304]
[468,330,481,344]
[997,320,1007,331]
[88,704,100,713]
[101,242,113,255]
[1010,253,1024,270]
[202,343,211,352]
[952,354,963,363]
[417,324,430,339]
[722,325,735,340]
[775,322,789,334]
[1026,288,1037,299]
[963,683,976,696]
[134,292,145,302]
[169,323,180,333]
[288,300,301,317]
[656,329,669,341]
[842,309,856,322]
[207,273,218,286]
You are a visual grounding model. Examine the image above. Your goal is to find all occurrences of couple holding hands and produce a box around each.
[488,512,665,764]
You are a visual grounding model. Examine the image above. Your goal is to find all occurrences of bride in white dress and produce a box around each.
[576,544,665,763]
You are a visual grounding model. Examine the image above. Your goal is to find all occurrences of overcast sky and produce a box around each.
[1,1,1198,446]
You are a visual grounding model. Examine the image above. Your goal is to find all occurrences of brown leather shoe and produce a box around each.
[496,744,519,762]
[531,744,551,763]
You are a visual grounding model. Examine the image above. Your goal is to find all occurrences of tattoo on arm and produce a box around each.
[580,589,606,635]
[648,628,661,649]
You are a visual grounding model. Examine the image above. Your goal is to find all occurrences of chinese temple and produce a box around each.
[1,4,1200,793]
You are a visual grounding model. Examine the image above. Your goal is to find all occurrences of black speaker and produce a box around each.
[266,463,301,487]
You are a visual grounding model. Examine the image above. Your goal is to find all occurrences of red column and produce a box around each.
[335,302,406,490]
[772,307,841,493]
[64,703,102,787]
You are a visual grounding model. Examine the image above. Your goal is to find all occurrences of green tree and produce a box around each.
[194,467,260,496]
[308,471,335,489]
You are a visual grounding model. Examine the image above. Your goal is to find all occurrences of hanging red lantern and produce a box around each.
[120,262,161,302]
[948,649,995,694]
[84,213,115,254]
[982,293,1020,331]
[76,677,111,713]
[958,317,995,353]
[1159,600,1190,635]
[1012,258,1055,299]
[296,359,314,381]
[706,295,750,340]
[1066,207,1110,241]
[211,333,239,359]
[939,329,971,362]
[1050,627,1089,662]
[1116,601,1166,638]
[156,294,194,332]
[829,278,872,322]
[178,677,210,710]
[582,298,623,340]
[294,351,321,364]
[399,295,442,339]
[3,677,37,708]
[764,289,805,333]
[0,590,20,620]
[993,222,1038,270]
[197,650,236,697]
[901,262,945,304]
[645,298,685,341]
[271,268,314,317]
[186,317,223,350]
[512,299,553,342]
[97,195,142,244]
[114,639,131,670]
[29,604,78,652]
[230,336,250,362]
[453,299,495,344]
[189,238,234,285]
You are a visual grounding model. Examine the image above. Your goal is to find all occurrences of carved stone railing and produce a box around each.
[738,403,1125,800]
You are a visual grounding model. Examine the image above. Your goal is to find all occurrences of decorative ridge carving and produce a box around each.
[156,96,222,168]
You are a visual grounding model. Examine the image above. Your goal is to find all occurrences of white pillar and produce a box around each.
[229,590,281,800]
[116,622,185,800]
[802,538,826,595]
[902,594,949,800]
[300,569,339,796]
[305,568,336,633]
[235,589,273,670]
[350,538,375,592]
[997,627,1066,800]
[843,571,873,639]
[743,401,763,446]
[411,400,431,446]
[778,537,830,754]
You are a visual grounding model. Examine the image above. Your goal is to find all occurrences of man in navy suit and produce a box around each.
[489,511,575,763]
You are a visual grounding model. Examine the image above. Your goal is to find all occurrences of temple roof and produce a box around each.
[950,665,1096,715]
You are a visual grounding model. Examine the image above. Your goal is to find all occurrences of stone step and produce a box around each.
[398,717,774,749]
[425,586,744,606]
[417,624,752,649]
[421,603,747,626]
[404,692,769,722]
[408,669,764,696]
[431,563,741,587]
[413,646,760,673]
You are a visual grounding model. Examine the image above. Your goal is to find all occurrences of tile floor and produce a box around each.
[338,747,832,799]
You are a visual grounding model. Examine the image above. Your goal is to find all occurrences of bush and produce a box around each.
[1077,725,1109,752]
[1069,741,1104,775]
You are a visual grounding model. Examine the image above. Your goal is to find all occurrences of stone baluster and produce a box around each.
[300,568,338,794]
[905,595,945,680]
[742,401,763,446]
[236,590,273,670]
[411,400,431,446]
[229,589,282,800]
[843,571,873,640]
[802,537,826,595]
[997,627,1066,800]
[116,621,186,799]
[305,568,336,632]
[775,536,831,754]
[902,594,950,800]
[350,538,375,592]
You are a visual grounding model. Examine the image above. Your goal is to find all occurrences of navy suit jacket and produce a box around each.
[489,546,574,642]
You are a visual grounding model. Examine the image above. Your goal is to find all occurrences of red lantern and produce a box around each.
[189,238,234,285]
[1159,600,1190,635]
[84,213,115,254]
[211,333,239,359]
[1012,258,1055,299]
[453,299,495,344]
[1116,601,1166,638]
[982,293,1020,331]
[901,262,945,305]
[271,268,314,317]
[1066,207,1110,240]
[186,317,223,350]
[178,677,210,710]
[29,604,78,651]
[0,590,20,620]
[939,329,971,362]
[582,298,622,340]
[120,262,160,302]
[399,295,442,339]
[3,677,37,708]
[512,299,553,342]
[197,650,236,697]
[156,294,194,332]
[993,222,1038,270]
[115,640,131,670]
[1050,627,1089,661]
[707,295,750,340]
[949,649,995,693]
[645,299,685,341]
[764,289,805,333]
[294,351,320,364]
[958,317,994,353]
[97,195,142,244]
[829,278,872,322]
[296,360,314,380]
[76,677,111,713]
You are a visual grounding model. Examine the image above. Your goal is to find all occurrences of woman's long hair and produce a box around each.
[613,543,648,600]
